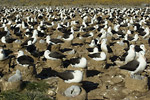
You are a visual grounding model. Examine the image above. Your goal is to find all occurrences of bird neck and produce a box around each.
[44,50,50,58]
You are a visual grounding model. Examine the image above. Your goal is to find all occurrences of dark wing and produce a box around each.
[4,49,13,57]
[82,33,91,37]
[31,51,44,57]
[69,57,80,65]
[26,45,36,53]
[71,43,83,46]
[21,38,34,47]
[17,55,34,65]
[60,48,72,53]
[86,48,94,52]
[49,52,66,59]
[88,53,100,58]
[5,36,16,43]
[128,36,134,41]
[57,70,74,80]
[50,39,64,44]
[0,31,7,38]
[119,60,139,71]
[63,33,70,39]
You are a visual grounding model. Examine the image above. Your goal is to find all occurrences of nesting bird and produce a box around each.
[56,70,83,83]
[119,45,136,64]
[44,50,66,60]
[15,50,34,67]
[88,52,106,61]
[69,57,87,68]
[119,51,147,76]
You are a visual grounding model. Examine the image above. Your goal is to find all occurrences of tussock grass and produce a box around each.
[0,81,53,100]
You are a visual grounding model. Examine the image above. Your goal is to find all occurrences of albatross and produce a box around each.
[15,50,34,67]
[56,70,83,83]
[44,50,66,60]
[88,51,106,61]
[119,51,147,76]
[119,44,136,64]
[69,57,87,68]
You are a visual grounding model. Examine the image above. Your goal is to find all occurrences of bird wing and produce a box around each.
[17,55,34,65]
[57,70,74,80]
[69,57,80,65]
[119,60,139,71]
[21,38,34,47]
[50,39,64,44]
[88,53,100,58]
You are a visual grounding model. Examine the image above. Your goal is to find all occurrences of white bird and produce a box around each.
[44,50,66,60]
[119,45,136,64]
[120,51,147,75]
[57,70,83,83]
[88,52,106,61]
[15,50,34,67]
[69,57,87,68]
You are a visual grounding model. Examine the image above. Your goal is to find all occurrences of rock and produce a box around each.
[47,89,56,96]
[111,75,123,84]
[44,77,58,96]
[125,75,148,92]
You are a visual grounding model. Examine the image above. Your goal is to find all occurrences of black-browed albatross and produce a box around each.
[119,51,147,77]
[56,70,83,83]
[15,50,34,67]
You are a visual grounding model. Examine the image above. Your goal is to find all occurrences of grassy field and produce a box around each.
[1,0,150,6]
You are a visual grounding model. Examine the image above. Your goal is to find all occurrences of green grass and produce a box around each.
[25,81,50,93]
[0,81,54,100]
[0,90,53,100]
